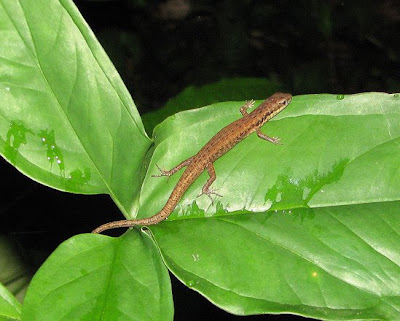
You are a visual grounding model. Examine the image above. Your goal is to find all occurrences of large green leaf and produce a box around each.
[140,93,399,219]
[21,232,173,321]
[138,93,400,320]
[0,0,150,215]
[0,282,21,321]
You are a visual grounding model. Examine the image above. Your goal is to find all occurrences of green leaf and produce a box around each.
[142,93,400,320]
[0,0,150,215]
[22,232,173,321]
[0,283,21,321]
[142,77,283,134]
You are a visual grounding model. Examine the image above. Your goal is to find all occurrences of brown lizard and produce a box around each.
[92,93,292,234]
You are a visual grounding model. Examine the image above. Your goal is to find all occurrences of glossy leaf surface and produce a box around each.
[0,0,150,215]
[21,232,173,321]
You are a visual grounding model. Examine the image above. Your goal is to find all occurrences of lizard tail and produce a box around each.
[91,219,141,234]
[92,184,184,234]
[91,206,175,234]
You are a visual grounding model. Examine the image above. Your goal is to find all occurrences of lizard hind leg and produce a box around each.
[197,163,222,202]
[152,157,193,178]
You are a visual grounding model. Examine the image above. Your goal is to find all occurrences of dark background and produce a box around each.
[1,0,399,320]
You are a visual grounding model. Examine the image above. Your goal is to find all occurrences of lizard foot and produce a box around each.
[270,137,282,145]
[197,188,222,203]
[151,164,172,178]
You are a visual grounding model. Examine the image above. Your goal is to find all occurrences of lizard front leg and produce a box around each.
[256,128,282,145]
[240,100,255,116]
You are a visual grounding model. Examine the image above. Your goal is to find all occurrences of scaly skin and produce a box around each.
[92,93,292,234]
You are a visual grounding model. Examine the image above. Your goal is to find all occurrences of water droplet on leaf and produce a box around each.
[186,280,196,287]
